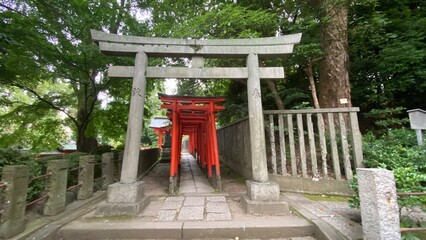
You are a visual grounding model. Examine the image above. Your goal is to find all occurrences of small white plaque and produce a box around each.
[339,98,348,104]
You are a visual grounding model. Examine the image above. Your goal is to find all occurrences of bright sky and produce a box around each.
[165,78,177,95]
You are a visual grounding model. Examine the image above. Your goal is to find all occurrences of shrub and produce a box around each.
[349,128,426,211]
[0,148,44,201]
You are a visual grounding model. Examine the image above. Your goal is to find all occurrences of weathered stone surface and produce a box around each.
[183,197,205,206]
[241,194,289,215]
[206,202,230,214]
[106,181,145,203]
[78,155,95,200]
[101,152,114,190]
[177,206,204,221]
[247,53,269,183]
[206,196,226,203]
[44,159,68,216]
[357,168,401,240]
[246,180,280,201]
[157,210,177,221]
[109,66,285,79]
[120,52,148,184]
[0,165,29,239]
[160,200,183,210]
[95,196,150,216]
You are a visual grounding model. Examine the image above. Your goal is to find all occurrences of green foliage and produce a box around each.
[350,0,426,111]
[364,107,410,131]
[0,148,43,201]
[0,1,158,152]
[349,128,426,214]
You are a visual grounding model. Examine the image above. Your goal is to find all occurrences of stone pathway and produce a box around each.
[157,195,232,221]
[156,153,232,221]
[179,153,215,194]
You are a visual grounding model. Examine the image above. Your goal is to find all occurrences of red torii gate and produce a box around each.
[159,93,225,193]
[149,116,171,149]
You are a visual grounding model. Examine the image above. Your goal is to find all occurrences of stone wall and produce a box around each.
[217,117,253,180]
[137,148,161,178]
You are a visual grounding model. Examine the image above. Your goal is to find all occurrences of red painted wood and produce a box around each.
[159,94,225,181]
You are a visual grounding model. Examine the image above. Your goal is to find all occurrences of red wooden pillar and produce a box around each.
[210,102,221,177]
[170,101,179,177]
[158,130,163,149]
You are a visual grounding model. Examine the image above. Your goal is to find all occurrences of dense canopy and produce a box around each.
[0,0,424,152]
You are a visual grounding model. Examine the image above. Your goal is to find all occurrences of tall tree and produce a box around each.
[317,0,352,108]
[0,0,155,152]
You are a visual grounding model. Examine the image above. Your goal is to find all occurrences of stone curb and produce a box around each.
[12,191,107,240]
[284,195,362,240]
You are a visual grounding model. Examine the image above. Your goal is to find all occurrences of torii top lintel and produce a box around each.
[90,30,302,58]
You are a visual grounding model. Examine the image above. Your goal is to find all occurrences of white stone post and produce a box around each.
[246,53,268,183]
[357,168,401,240]
[121,52,148,184]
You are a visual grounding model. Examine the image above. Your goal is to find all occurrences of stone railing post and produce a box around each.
[357,168,401,240]
[77,155,95,200]
[102,152,114,190]
[0,165,29,239]
[44,160,68,216]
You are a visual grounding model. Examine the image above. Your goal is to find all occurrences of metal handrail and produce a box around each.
[68,166,83,172]
[26,194,49,207]
[29,173,52,182]
[66,183,82,191]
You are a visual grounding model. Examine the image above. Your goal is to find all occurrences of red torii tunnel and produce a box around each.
[159,93,225,194]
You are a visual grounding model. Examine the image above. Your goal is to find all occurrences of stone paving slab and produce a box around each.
[206,202,230,214]
[157,210,177,221]
[177,206,204,221]
[207,196,226,202]
[160,200,183,210]
[183,196,205,206]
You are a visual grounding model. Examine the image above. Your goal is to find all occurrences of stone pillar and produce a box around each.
[78,155,95,200]
[242,53,288,215]
[44,160,68,216]
[160,133,172,162]
[357,168,401,240]
[246,53,268,183]
[121,51,148,184]
[96,52,150,216]
[101,152,114,190]
[0,165,29,239]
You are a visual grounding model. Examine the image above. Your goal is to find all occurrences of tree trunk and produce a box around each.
[304,60,320,109]
[318,0,352,108]
[77,123,98,153]
[75,76,98,152]
[265,79,285,110]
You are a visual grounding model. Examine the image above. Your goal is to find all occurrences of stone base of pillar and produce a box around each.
[95,181,150,216]
[169,176,178,195]
[242,180,289,215]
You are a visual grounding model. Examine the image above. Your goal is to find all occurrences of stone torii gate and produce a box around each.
[91,30,301,216]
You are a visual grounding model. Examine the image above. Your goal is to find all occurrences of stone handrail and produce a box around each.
[0,148,160,239]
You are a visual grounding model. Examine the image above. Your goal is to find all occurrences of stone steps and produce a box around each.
[58,217,314,239]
